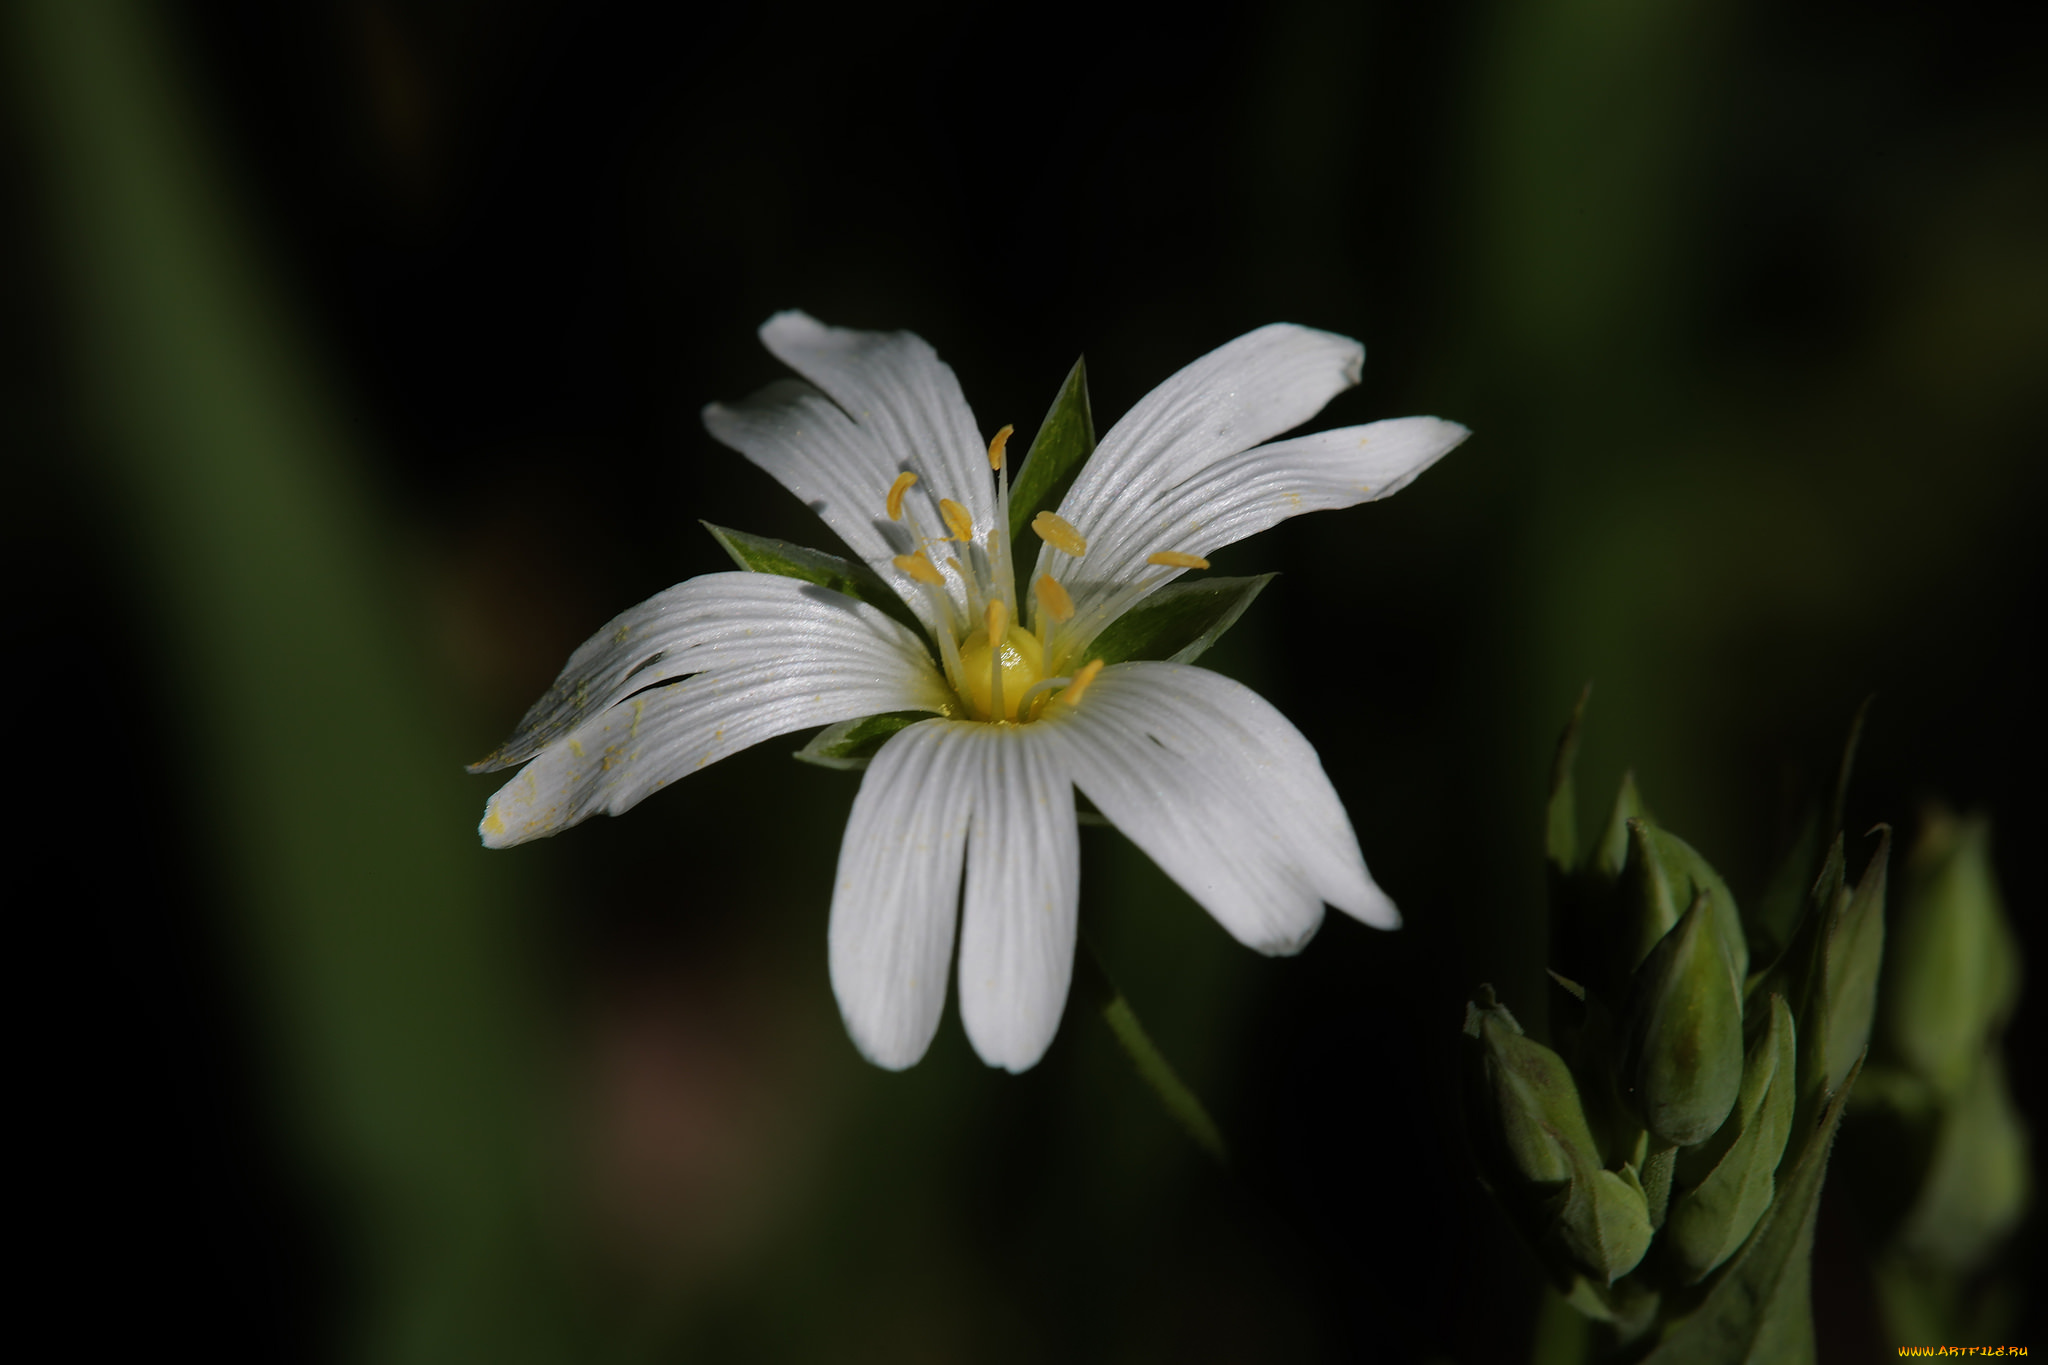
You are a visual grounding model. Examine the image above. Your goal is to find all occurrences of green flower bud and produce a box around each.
[1621,890,1745,1147]
[1619,817,1748,984]
[1666,994,1798,1283]
[1885,812,2021,1101]
[1464,993,1602,1187]
[1895,1051,2032,1273]
[1554,1150,1655,1286]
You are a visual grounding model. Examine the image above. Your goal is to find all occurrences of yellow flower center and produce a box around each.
[959,622,1045,721]
[876,422,1204,725]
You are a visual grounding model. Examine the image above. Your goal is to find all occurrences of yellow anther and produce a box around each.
[1062,659,1105,707]
[987,423,1014,471]
[985,597,1008,648]
[1146,550,1210,570]
[1034,574,1074,623]
[1032,511,1088,557]
[886,471,919,521]
[940,497,974,542]
[892,552,944,586]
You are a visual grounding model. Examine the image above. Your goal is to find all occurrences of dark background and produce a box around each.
[9,1,2042,1360]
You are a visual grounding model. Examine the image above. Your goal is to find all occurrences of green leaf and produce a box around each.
[1637,1060,1860,1365]
[1083,574,1274,667]
[792,711,934,771]
[1547,684,1591,872]
[702,521,924,635]
[1008,356,1097,547]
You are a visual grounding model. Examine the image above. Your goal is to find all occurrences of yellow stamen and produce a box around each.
[987,423,1014,471]
[1035,574,1074,623]
[985,597,1008,648]
[885,471,918,521]
[893,552,944,585]
[1146,550,1210,570]
[1062,659,1105,707]
[1032,511,1088,557]
[940,498,974,542]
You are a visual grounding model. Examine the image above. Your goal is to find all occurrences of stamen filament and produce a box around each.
[1017,674,1069,718]
[985,599,1007,721]
[1060,659,1105,708]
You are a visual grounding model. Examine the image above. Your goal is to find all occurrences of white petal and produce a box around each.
[707,314,1003,628]
[1033,324,1365,615]
[1046,663,1396,949]
[1073,416,1470,610]
[477,574,947,847]
[759,312,996,527]
[955,726,1080,1072]
[702,379,942,629]
[829,720,977,1069]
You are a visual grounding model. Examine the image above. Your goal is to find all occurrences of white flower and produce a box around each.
[474,313,1467,1072]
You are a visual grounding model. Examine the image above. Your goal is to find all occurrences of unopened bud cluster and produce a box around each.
[1463,698,1888,1343]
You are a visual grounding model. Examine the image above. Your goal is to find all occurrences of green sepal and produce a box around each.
[1885,811,2021,1101]
[1464,989,1603,1188]
[1561,1276,1661,1341]
[702,522,924,635]
[1649,825,1749,985]
[1822,827,1889,1095]
[1083,574,1274,667]
[1752,806,1821,971]
[1595,771,1648,883]
[1636,1059,1860,1365]
[1893,1051,2032,1272]
[1666,994,1798,1284]
[1547,684,1591,872]
[792,711,936,771]
[1551,1148,1654,1286]
[1621,889,1745,1148]
[1008,356,1097,548]
[1620,818,1747,983]
[1749,700,1869,969]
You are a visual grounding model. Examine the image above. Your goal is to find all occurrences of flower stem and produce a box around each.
[1076,936,1229,1166]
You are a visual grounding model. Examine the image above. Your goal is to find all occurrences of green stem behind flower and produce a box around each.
[1076,936,1230,1166]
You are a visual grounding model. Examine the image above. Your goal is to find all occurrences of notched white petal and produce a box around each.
[475,573,948,848]
[956,728,1080,1072]
[758,312,994,528]
[829,720,977,1069]
[1043,323,1365,568]
[1050,663,1397,948]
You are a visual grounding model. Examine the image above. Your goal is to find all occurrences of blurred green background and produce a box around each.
[7,1,2040,1360]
